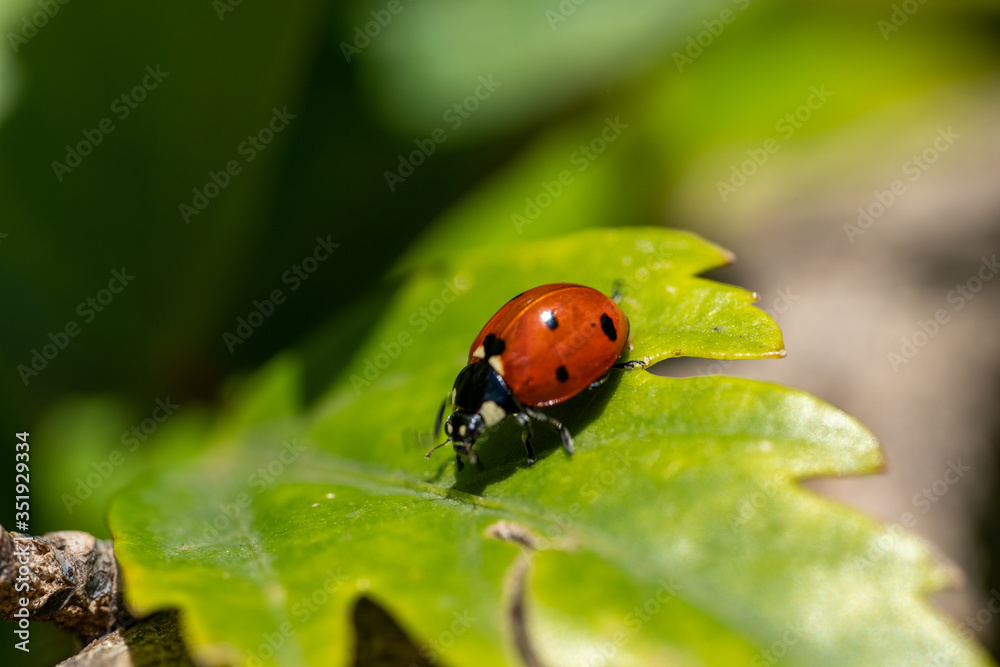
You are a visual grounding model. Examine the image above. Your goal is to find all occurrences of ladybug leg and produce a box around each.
[434,397,448,436]
[513,412,536,464]
[524,407,574,456]
[455,453,464,472]
[588,372,611,390]
[591,361,646,391]
[612,360,647,370]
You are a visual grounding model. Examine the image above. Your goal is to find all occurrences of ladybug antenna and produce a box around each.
[425,438,450,459]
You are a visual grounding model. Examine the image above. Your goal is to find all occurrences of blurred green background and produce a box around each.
[2,0,1000,663]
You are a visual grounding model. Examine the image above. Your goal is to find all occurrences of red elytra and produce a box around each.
[468,283,629,407]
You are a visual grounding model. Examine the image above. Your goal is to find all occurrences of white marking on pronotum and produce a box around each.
[488,355,505,376]
[472,345,486,359]
[480,400,506,427]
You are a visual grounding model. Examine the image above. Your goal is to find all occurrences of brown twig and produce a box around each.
[0,525,131,642]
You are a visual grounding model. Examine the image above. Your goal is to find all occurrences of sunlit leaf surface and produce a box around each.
[109,228,990,666]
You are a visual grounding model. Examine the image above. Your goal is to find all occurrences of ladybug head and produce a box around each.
[427,360,512,468]
[444,411,485,456]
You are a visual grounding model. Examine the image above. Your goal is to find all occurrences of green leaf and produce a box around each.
[110,227,990,666]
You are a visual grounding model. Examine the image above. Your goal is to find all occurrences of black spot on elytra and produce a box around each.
[556,366,569,382]
[542,310,558,330]
[600,313,617,342]
[483,333,506,357]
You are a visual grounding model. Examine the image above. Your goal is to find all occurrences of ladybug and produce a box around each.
[427,283,645,471]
